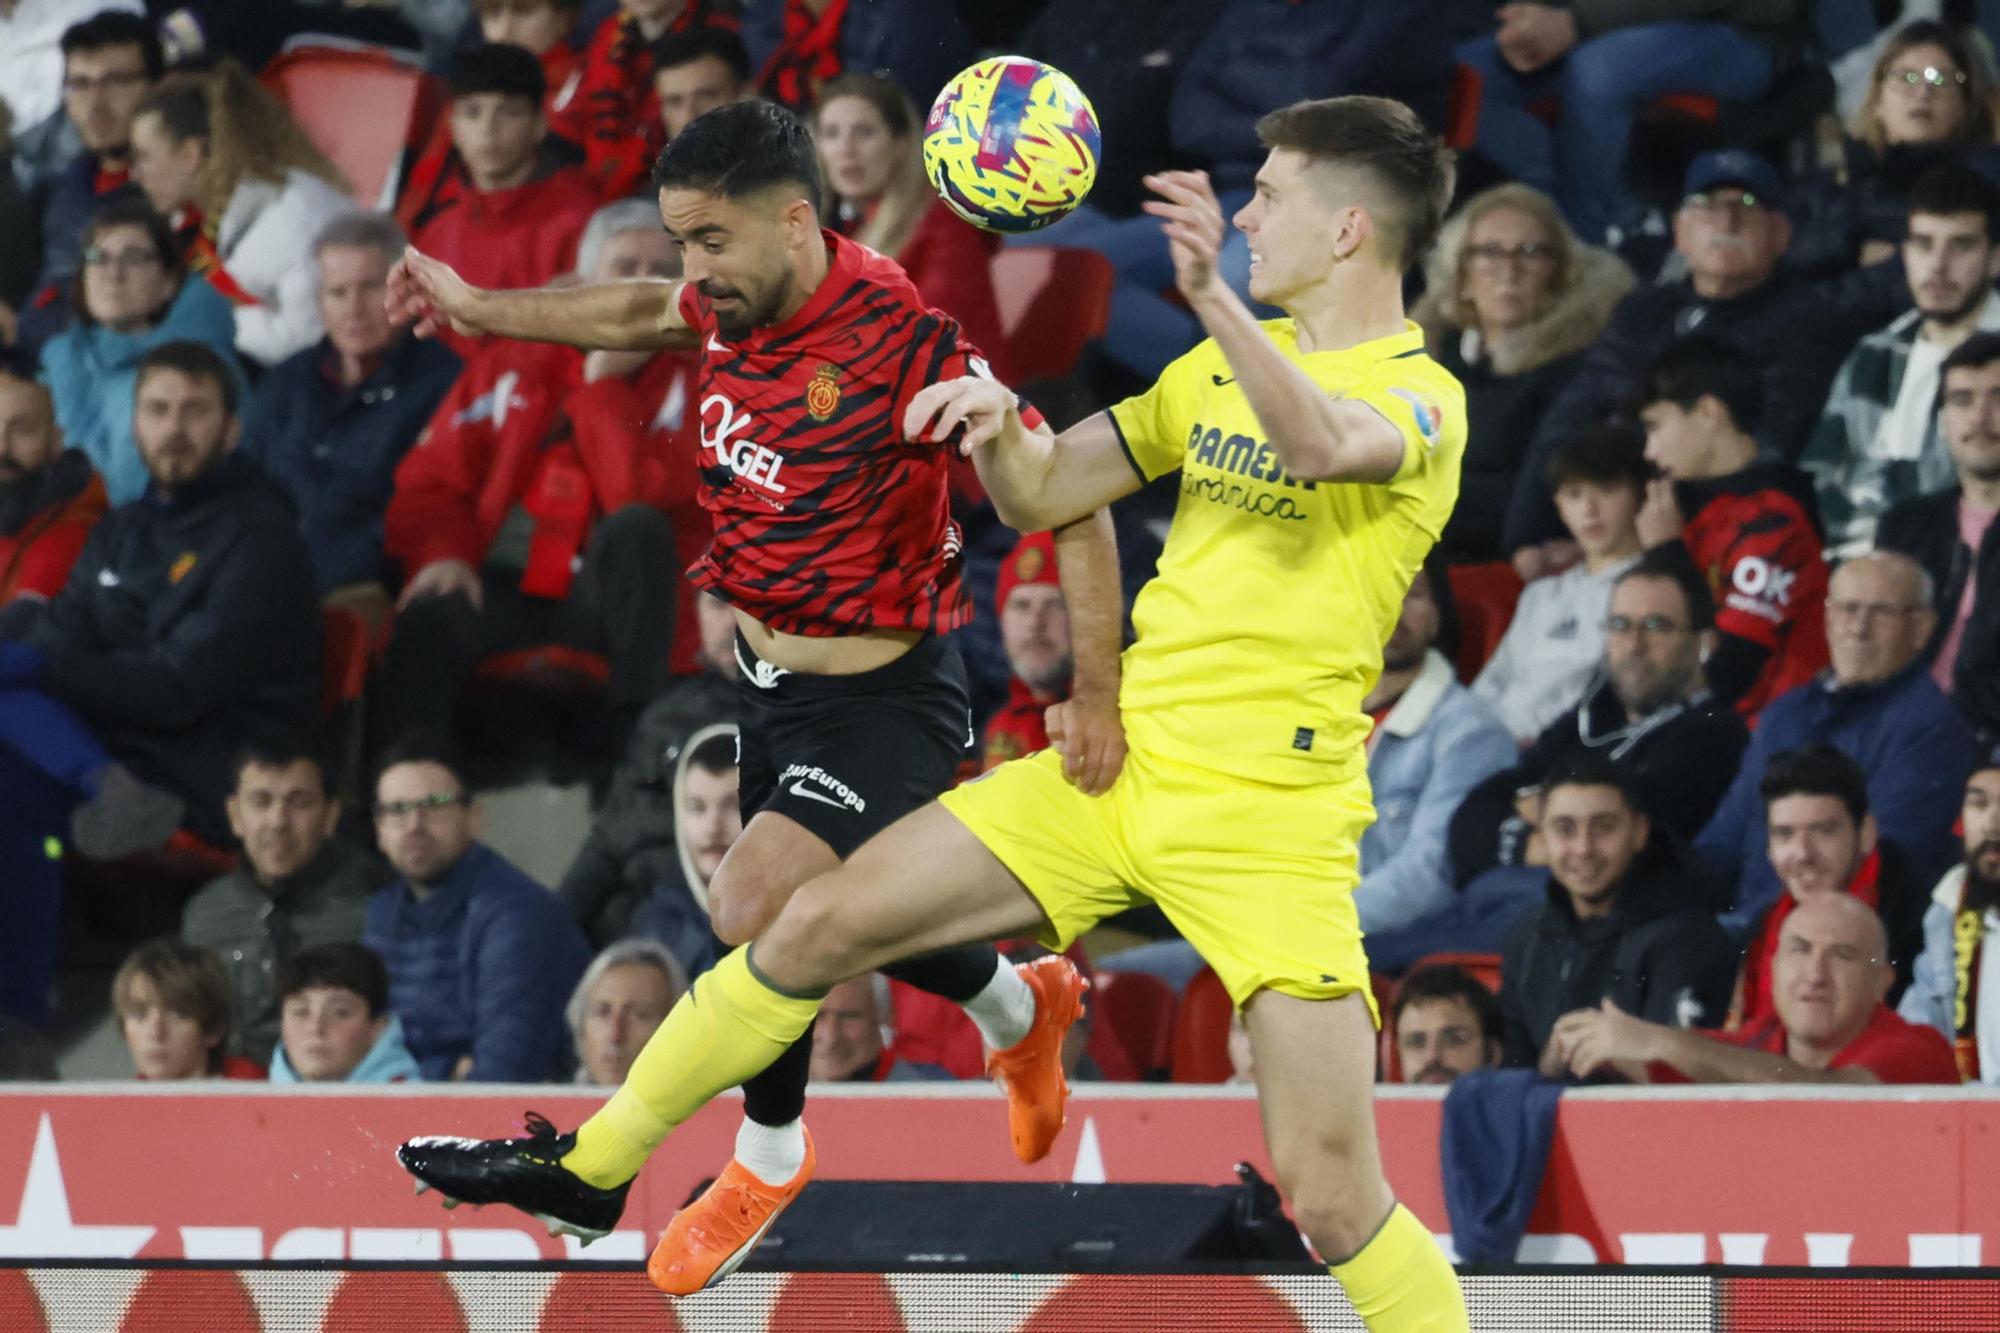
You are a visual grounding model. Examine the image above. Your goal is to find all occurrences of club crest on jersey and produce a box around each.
[806,364,841,421]
[1387,387,1443,450]
[168,551,198,584]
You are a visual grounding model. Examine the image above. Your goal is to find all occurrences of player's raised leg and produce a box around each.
[1246,989,1468,1331]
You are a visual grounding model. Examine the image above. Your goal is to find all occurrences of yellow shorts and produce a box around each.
[939,744,1378,1020]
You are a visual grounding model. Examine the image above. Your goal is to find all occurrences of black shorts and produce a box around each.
[735,632,972,859]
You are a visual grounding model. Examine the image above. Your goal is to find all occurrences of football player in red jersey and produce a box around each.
[387,100,1126,1293]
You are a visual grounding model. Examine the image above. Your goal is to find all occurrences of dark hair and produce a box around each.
[373,730,466,796]
[1254,95,1455,269]
[278,943,391,1017]
[1942,329,2000,379]
[1390,964,1502,1045]
[471,0,582,12]
[231,733,327,794]
[449,41,546,104]
[1759,744,1870,824]
[1543,751,1647,813]
[1543,420,1649,496]
[653,98,822,201]
[136,340,239,418]
[1908,162,2000,242]
[651,26,751,85]
[0,345,40,387]
[1615,546,1717,632]
[73,196,184,326]
[687,730,737,774]
[1413,551,1461,664]
[1638,335,1764,435]
[61,10,164,81]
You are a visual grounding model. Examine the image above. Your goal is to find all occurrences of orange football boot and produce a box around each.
[646,1128,817,1296]
[985,956,1088,1163]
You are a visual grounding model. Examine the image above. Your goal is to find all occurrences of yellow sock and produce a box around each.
[1329,1203,1468,1333]
[561,947,822,1188]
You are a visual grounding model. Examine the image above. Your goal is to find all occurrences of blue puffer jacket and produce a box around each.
[364,844,590,1083]
[38,281,247,505]
[1696,663,1976,938]
[239,333,462,592]
[1169,0,1453,190]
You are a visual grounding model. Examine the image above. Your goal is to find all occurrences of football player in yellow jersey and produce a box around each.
[396,94,1468,1328]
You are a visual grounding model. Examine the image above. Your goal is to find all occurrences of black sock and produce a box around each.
[881,944,1004,1004]
[741,1023,814,1126]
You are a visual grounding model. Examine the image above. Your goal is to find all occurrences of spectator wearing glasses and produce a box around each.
[1877,331,2000,740]
[1791,21,2000,291]
[1414,184,1633,564]
[1633,336,1829,721]
[14,11,160,355]
[1804,165,2000,557]
[38,197,243,504]
[1503,151,1858,577]
[363,734,589,1082]
[1698,550,1978,938]
[1386,963,1503,1086]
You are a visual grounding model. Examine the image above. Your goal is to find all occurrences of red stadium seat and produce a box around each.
[261,43,443,209]
[1446,560,1523,682]
[321,605,371,802]
[991,247,1113,383]
[471,644,612,696]
[1372,972,1402,1081]
[1088,971,1177,1082]
[1168,966,1236,1084]
[1405,951,1504,995]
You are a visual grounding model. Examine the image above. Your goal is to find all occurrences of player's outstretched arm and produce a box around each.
[385,248,697,351]
[1144,171,1407,484]
[1046,509,1126,795]
[903,380,1142,532]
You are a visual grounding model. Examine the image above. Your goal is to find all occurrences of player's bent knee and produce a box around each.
[706,873,794,947]
[1289,1176,1394,1263]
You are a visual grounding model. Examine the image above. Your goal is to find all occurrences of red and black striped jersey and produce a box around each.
[679,230,1040,637]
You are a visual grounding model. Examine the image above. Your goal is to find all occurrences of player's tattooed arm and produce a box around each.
[386,248,699,351]
[1046,509,1126,795]
[903,382,1142,532]
[1144,170,1407,484]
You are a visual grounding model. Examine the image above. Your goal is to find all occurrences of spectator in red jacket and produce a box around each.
[474,0,587,122]
[0,353,106,633]
[981,530,1068,770]
[814,72,1010,380]
[405,44,598,303]
[652,25,753,144]
[549,0,742,200]
[1634,336,1830,721]
[1553,893,1960,1085]
[376,197,704,758]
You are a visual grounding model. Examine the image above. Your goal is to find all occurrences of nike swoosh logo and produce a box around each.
[788,781,850,810]
[706,335,728,354]
[1212,374,1235,386]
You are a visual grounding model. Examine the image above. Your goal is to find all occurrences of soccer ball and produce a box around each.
[922,57,1100,234]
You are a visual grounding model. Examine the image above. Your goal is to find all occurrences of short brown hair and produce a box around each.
[1255,95,1455,269]
[112,938,232,1072]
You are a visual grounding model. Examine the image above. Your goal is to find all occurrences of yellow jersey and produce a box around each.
[1105,320,1465,787]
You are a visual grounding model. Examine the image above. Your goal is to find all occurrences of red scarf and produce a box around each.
[758,0,848,110]
[1738,848,1883,1030]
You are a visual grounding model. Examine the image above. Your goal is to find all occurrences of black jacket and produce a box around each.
[1434,339,1582,563]
[1877,485,2000,742]
[1498,837,1739,1068]
[1451,680,1749,886]
[1503,271,1863,553]
[12,453,320,840]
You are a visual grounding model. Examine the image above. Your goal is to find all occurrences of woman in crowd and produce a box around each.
[127,58,356,367]
[39,198,243,504]
[813,72,1010,379]
[1792,20,2000,283]
[115,937,261,1081]
[1413,183,1632,565]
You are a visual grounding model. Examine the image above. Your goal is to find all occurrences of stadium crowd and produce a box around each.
[0,0,1995,1097]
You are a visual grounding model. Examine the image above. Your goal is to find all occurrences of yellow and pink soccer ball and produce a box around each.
[922,57,1100,234]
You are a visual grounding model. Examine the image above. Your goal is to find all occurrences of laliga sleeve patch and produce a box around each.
[1385,387,1443,451]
